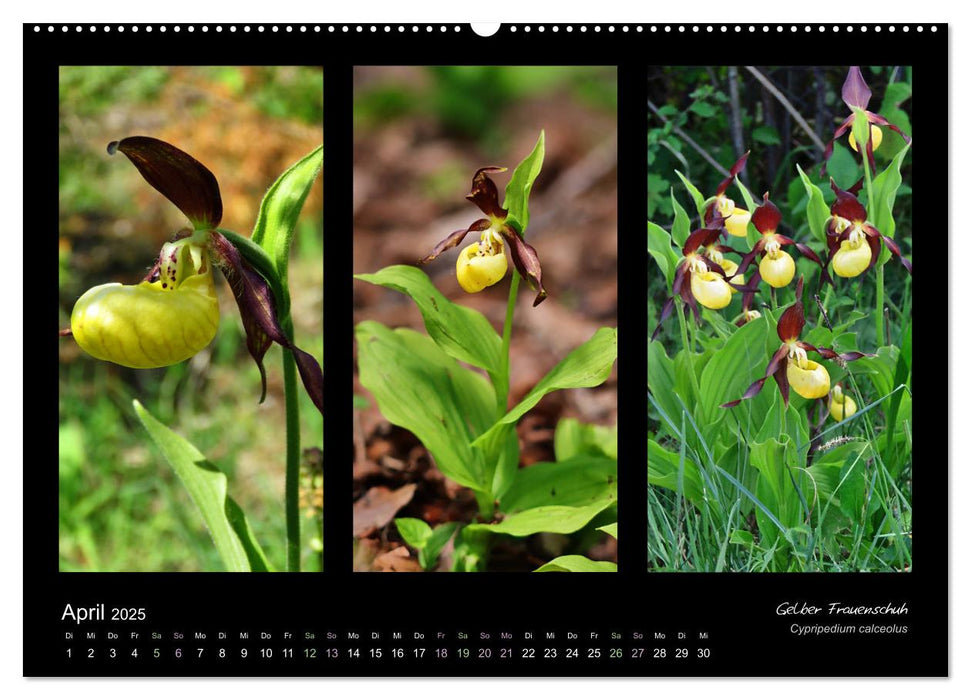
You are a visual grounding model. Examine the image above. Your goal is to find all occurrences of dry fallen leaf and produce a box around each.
[373,546,423,572]
[352,483,417,537]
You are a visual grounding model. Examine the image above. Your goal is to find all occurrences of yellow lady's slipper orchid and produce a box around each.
[420,166,547,306]
[704,152,751,238]
[829,384,857,421]
[823,67,910,177]
[456,229,508,293]
[825,179,912,278]
[734,194,824,291]
[722,277,870,409]
[848,124,883,153]
[71,241,218,369]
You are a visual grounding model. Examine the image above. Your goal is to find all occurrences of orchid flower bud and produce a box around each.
[689,270,732,310]
[849,125,883,153]
[759,246,795,288]
[456,230,508,293]
[828,384,857,421]
[787,357,831,400]
[70,240,218,369]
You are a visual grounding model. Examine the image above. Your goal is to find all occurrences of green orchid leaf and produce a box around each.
[356,321,496,492]
[394,517,433,550]
[420,522,462,571]
[598,523,618,539]
[355,265,503,379]
[553,417,617,461]
[648,439,704,506]
[648,221,681,290]
[733,175,761,248]
[250,144,323,315]
[499,455,617,513]
[472,327,617,447]
[670,190,691,247]
[133,401,272,572]
[675,170,706,220]
[502,130,545,235]
[465,499,614,537]
[795,164,831,243]
[871,143,911,239]
[535,555,617,572]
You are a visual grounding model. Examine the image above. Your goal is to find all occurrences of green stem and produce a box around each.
[676,300,702,402]
[497,272,521,420]
[862,156,885,347]
[282,317,301,572]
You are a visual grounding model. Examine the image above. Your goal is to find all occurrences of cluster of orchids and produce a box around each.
[62,136,323,413]
[653,66,913,424]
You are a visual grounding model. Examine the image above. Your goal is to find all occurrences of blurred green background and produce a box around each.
[58,66,323,572]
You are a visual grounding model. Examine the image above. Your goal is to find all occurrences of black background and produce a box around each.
[26,22,948,677]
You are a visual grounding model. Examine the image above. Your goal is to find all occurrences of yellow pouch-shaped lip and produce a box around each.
[724,207,751,238]
[760,250,795,288]
[787,359,830,400]
[71,271,219,369]
[456,241,507,293]
[832,238,872,278]
[690,270,732,310]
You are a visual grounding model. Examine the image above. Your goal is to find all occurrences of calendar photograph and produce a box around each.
[56,65,324,573]
[648,65,914,573]
[23,22,949,681]
[352,65,619,572]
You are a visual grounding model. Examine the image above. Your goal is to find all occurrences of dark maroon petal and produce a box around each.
[777,299,806,342]
[805,344,869,362]
[879,234,913,274]
[765,345,790,378]
[210,232,323,413]
[772,363,791,408]
[865,111,913,145]
[713,243,744,256]
[108,136,222,229]
[829,178,869,222]
[466,167,508,219]
[841,66,872,110]
[751,194,782,234]
[501,224,547,306]
[741,268,762,311]
[418,218,490,264]
[721,374,771,409]
[701,256,727,278]
[672,264,687,296]
[821,114,855,176]
[651,297,676,342]
[683,222,724,255]
[793,242,824,268]
[864,234,882,272]
[680,280,701,324]
[736,240,765,277]
[714,151,750,197]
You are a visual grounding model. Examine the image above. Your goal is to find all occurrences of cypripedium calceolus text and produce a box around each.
[703,152,752,238]
[825,178,913,278]
[63,136,323,413]
[721,278,869,408]
[419,166,547,306]
[828,383,857,422]
[822,66,912,176]
[651,218,750,341]
[735,194,826,291]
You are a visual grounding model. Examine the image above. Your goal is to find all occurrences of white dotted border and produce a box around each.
[31,23,942,34]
